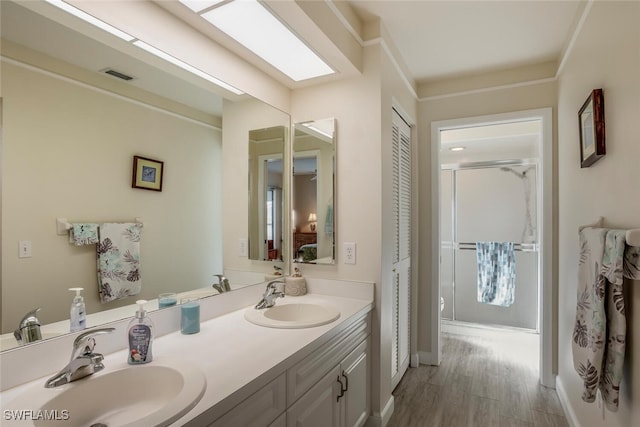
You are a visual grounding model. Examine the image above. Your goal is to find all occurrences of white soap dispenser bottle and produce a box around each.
[128,300,154,365]
[69,287,86,332]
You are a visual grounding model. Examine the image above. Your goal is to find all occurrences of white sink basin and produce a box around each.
[245,303,340,329]
[3,363,206,426]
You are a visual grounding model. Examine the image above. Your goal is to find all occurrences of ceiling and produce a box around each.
[346,0,584,83]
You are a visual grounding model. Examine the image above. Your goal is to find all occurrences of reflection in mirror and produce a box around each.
[248,126,285,261]
[0,0,289,351]
[292,119,336,264]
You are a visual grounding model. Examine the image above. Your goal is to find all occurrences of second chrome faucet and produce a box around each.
[255,280,285,309]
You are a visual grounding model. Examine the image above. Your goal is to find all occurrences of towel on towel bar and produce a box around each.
[572,228,640,411]
[69,223,99,246]
[97,223,142,303]
[476,242,515,307]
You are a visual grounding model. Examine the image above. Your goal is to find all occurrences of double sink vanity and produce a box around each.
[0,279,373,427]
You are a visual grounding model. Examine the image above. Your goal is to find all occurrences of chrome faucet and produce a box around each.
[255,280,285,309]
[14,308,42,346]
[45,327,115,388]
[212,274,231,293]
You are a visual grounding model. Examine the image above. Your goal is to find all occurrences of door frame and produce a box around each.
[430,108,554,387]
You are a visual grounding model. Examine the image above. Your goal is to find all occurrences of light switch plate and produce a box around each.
[19,240,32,258]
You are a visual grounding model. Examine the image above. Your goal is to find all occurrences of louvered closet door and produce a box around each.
[391,109,412,389]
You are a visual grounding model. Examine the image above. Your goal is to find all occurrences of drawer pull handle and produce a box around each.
[336,376,345,402]
[342,371,349,392]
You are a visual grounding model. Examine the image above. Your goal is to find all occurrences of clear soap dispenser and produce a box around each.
[128,300,154,365]
[69,287,86,332]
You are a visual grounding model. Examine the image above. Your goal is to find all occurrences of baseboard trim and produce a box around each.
[410,352,419,367]
[365,395,395,427]
[418,350,438,366]
[556,376,580,427]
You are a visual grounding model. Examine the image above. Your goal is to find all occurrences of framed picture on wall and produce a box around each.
[578,88,605,168]
[132,155,164,191]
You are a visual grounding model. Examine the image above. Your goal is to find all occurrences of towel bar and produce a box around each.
[56,217,144,235]
[578,216,640,247]
[442,241,538,252]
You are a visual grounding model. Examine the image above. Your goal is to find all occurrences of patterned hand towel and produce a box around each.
[476,242,516,307]
[590,230,640,411]
[97,223,142,303]
[69,223,99,246]
[572,228,608,406]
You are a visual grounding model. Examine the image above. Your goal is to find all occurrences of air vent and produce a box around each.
[102,68,135,81]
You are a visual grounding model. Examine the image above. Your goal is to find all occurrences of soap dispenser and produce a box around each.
[69,288,86,332]
[128,300,153,365]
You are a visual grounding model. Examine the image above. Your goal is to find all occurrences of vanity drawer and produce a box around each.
[287,314,370,405]
[210,372,286,427]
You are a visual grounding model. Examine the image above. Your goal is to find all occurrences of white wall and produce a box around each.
[1,60,223,331]
[556,2,640,426]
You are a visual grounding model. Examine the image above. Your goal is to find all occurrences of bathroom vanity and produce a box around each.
[0,279,373,427]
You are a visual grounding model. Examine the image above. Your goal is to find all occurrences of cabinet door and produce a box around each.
[210,373,286,427]
[287,365,341,427]
[269,413,286,427]
[340,340,369,427]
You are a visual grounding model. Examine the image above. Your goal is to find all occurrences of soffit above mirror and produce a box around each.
[1,0,228,118]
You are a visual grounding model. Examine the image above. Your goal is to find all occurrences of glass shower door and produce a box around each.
[449,164,538,330]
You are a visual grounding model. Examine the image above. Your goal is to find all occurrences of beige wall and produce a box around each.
[556,2,640,426]
[1,61,223,331]
[417,78,557,356]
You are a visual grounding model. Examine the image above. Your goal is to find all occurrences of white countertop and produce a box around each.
[0,291,373,426]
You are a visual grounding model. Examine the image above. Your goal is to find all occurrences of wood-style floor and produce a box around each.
[388,328,568,427]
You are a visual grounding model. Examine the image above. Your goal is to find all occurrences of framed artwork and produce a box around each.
[132,155,164,191]
[578,88,605,168]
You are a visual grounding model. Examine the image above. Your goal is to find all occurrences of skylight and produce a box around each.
[200,0,335,82]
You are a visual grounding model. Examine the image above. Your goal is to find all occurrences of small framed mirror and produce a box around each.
[292,118,336,264]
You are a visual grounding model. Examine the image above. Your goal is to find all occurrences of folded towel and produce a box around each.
[97,223,142,303]
[476,242,515,307]
[69,223,99,246]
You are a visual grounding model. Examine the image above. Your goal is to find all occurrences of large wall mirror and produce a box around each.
[292,119,336,264]
[0,0,289,351]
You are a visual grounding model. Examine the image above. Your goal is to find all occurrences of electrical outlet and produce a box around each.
[344,242,356,264]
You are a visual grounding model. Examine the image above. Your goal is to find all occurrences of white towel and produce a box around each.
[97,223,142,303]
